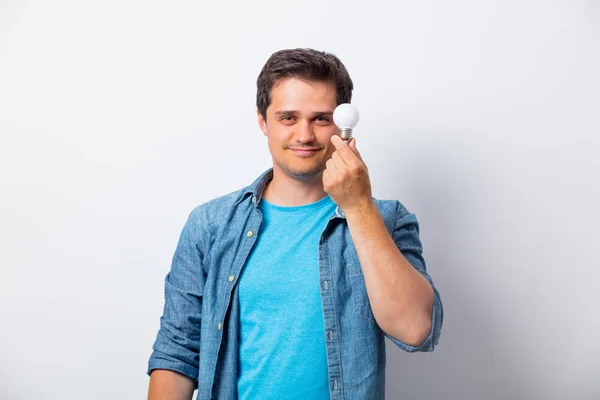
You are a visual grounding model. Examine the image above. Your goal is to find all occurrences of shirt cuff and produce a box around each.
[147,349,199,388]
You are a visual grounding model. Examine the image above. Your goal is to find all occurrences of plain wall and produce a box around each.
[1,0,599,399]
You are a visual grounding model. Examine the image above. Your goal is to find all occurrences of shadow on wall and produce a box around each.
[383,135,539,400]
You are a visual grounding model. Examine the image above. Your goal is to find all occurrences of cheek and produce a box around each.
[315,126,336,143]
[270,125,294,140]
[267,136,281,154]
[266,128,291,151]
[322,130,338,149]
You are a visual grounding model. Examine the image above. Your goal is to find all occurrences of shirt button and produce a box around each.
[217,323,222,330]
[228,275,234,282]
[329,331,334,340]
[247,231,254,238]
[333,380,338,390]
[324,280,329,290]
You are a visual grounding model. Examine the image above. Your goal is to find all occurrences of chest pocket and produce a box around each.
[347,264,376,323]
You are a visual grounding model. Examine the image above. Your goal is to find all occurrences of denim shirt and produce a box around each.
[148,169,443,400]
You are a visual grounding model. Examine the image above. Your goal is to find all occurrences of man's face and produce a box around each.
[258,77,338,181]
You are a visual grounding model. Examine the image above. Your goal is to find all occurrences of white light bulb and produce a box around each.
[333,103,359,142]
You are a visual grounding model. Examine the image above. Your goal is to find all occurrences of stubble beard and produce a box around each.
[274,154,327,182]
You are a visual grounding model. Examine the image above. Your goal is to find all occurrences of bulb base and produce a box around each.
[339,128,353,142]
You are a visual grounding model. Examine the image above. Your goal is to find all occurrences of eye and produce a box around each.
[314,116,331,124]
[280,115,295,122]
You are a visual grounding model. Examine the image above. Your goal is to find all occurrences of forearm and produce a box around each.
[345,200,434,346]
[148,369,195,400]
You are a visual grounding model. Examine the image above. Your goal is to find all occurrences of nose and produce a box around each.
[294,119,315,144]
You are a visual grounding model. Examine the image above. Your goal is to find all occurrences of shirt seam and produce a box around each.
[327,233,345,398]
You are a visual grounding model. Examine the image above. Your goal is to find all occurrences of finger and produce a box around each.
[322,170,333,192]
[348,138,362,160]
[322,168,330,184]
[332,150,346,168]
[347,138,368,172]
[326,158,337,173]
[330,135,357,163]
[330,135,348,151]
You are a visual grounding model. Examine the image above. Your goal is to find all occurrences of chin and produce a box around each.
[277,161,324,181]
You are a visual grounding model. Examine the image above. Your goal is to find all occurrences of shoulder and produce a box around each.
[372,197,418,232]
[188,169,271,225]
[373,198,411,220]
[180,187,250,254]
[188,186,249,225]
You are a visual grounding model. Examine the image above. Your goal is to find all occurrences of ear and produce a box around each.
[257,109,268,137]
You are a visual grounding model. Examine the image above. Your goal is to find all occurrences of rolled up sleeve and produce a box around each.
[386,203,443,352]
[147,207,206,383]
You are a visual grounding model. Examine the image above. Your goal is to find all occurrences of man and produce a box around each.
[148,48,443,400]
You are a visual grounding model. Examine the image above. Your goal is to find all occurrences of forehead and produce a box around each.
[268,77,337,112]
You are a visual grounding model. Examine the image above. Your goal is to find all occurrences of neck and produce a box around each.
[262,168,328,207]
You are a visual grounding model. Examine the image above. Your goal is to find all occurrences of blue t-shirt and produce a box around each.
[237,195,337,399]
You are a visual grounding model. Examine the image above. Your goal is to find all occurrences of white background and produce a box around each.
[1,1,599,399]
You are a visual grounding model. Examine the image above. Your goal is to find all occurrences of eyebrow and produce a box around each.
[273,110,334,116]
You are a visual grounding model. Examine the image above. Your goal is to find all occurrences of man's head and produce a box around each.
[256,48,354,181]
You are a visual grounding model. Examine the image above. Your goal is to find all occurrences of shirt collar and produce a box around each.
[235,168,273,207]
[236,168,346,218]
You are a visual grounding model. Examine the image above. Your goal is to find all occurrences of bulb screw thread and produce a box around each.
[339,128,353,142]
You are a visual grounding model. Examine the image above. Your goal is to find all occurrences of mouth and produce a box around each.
[289,148,321,156]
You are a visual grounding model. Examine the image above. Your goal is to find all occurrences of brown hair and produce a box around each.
[256,48,353,120]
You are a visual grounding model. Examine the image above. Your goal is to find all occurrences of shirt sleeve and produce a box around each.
[385,202,443,352]
[147,207,206,385]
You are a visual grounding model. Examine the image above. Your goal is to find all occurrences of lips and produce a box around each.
[290,148,320,156]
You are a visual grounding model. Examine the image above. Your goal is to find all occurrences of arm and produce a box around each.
[344,202,433,346]
[324,135,442,349]
[147,208,206,396]
[148,370,194,400]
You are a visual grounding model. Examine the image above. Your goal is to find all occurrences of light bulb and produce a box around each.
[333,103,359,142]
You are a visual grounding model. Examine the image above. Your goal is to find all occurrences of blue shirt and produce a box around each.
[148,169,443,400]
[237,196,336,399]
